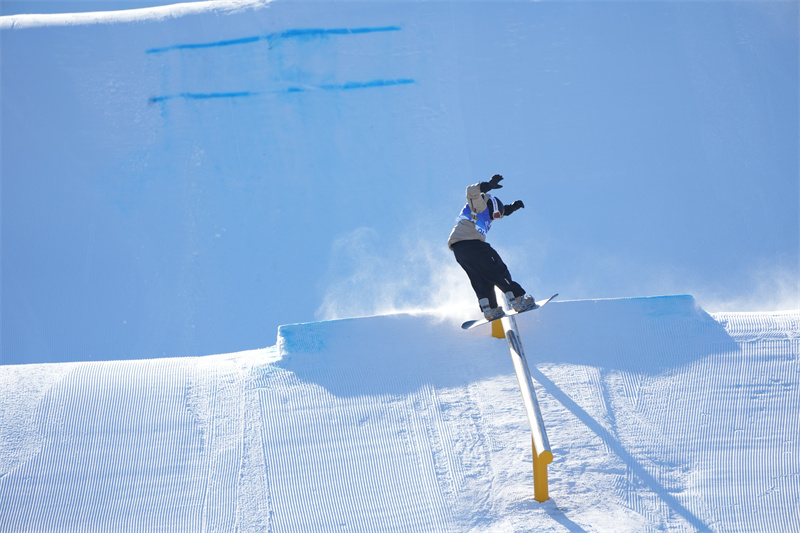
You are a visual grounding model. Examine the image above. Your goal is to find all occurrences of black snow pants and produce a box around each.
[451,239,526,310]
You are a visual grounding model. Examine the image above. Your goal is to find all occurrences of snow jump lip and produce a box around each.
[273,295,740,396]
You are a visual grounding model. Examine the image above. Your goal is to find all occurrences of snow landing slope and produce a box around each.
[1,296,799,532]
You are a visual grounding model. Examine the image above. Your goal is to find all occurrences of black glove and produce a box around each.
[479,174,504,193]
[503,200,525,216]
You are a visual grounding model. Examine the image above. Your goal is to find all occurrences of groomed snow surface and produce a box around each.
[1,296,798,532]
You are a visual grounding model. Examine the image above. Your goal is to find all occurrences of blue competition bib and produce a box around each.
[458,204,493,236]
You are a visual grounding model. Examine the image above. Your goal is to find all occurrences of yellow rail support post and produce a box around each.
[532,437,554,502]
[493,289,553,502]
[491,317,504,339]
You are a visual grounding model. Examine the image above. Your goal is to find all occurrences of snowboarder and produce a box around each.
[448,174,535,321]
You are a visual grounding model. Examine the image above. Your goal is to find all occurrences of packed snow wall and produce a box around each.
[2,1,797,364]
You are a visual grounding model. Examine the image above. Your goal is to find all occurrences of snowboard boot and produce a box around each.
[479,298,505,321]
[507,292,537,313]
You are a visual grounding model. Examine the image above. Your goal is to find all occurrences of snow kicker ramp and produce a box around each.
[1,296,799,532]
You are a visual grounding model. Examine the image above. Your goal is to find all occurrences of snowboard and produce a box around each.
[461,293,558,330]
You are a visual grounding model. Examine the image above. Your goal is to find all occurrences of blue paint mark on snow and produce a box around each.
[149,79,415,103]
[147,25,401,54]
[284,78,416,94]
[149,91,255,103]
[323,79,415,90]
[147,25,410,104]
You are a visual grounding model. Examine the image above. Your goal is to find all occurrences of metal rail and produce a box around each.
[495,290,553,502]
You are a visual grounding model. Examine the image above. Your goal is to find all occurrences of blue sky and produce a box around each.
[2,1,797,364]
